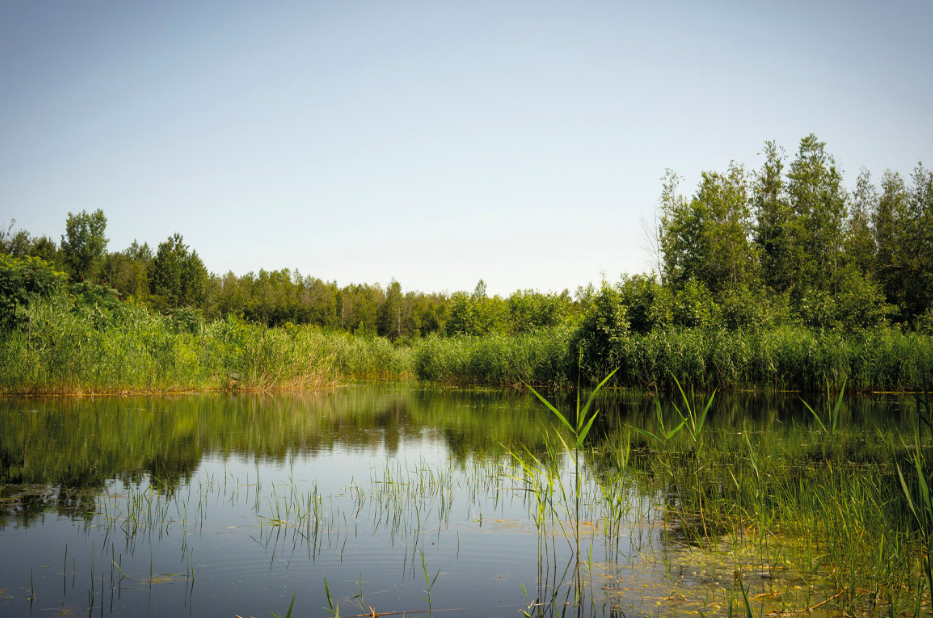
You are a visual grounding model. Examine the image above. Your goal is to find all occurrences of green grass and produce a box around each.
[411,326,574,386]
[413,324,933,391]
[5,292,933,394]
[0,297,412,395]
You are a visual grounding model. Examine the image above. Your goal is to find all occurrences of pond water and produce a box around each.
[0,384,918,617]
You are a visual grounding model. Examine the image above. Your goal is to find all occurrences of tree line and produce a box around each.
[0,214,573,340]
[649,134,932,332]
[2,133,932,343]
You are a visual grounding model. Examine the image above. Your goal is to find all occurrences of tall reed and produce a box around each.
[0,298,412,395]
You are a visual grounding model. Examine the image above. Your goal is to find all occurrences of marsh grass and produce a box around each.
[0,298,412,394]
[413,325,933,391]
[412,326,574,386]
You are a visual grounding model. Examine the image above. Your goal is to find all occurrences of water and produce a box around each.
[0,384,917,617]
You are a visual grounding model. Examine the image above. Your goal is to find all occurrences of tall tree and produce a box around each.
[753,141,795,292]
[785,134,848,293]
[847,168,877,276]
[61,209,108,282]
[873,170,911,317]
[149,233,208,310]
[377,280,403,340]
[660,163,757,297]
[904,164,933,319]
[0,220,32,257]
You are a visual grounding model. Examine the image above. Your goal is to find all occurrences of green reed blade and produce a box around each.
[575,409,600,448]
[524,382,573,434]
[579,367,618,422]
[801,398,827,434]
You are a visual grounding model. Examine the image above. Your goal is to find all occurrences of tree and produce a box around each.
[61,209,108,282]
[0,220,32,257]
[100,251,149,301]
[873,171,911,319]
[149,233,208,310]
[753,141,795,292]
[847,168,877,276]
[785,134,848,293]
[660,163,757,297]
[903,164,933,320]
[377,280,403,340]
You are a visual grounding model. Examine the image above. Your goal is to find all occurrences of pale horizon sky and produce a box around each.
[2,1,931,297]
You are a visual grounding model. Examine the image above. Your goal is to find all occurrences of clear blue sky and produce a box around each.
[2,1,930,296]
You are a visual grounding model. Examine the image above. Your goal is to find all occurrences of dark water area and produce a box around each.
[0,384,921,617]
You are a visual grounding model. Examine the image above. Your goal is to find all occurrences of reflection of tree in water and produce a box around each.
[1,387,911,529]
[0,486,98,529]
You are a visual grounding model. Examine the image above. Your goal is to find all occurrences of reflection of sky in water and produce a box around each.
[0,385,914,617]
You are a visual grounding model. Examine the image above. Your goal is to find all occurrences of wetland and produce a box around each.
[1,383,931,617]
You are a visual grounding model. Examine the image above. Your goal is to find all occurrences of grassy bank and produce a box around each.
[411,325,574,386]
[0,297,411,395]
[5,290,933,394]
[412,325,933,391]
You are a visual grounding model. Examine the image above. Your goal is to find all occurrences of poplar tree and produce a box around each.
[61,209,108,282]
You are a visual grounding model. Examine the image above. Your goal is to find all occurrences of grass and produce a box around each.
[0,297,412,395]
[413,324,933,391]
[411,326,574,386]
[4,291,933,395]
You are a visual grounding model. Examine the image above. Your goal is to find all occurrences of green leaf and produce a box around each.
[580,367,619,422]
[664,419,686,440]
[697,390,716,434]
[831,376,847,432]
[801,398,827,434]
[524,382,574,434]
[897,463,919,524]
[630,426,663,443]
[576,409,600,448]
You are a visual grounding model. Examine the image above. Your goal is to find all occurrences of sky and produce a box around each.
[1,1,931,297]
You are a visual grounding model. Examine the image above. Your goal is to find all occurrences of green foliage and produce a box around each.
[616,274,672,333]
[99,250,149,301]
[660,163,758,296]
[718,283,772,330]
[753,141,795,292]
[0,254,68,328]
[0,220,32,257]
[506,289,571,333]
[0,295,412,395]
[149,233,208,310]
[801,377,846,435]
[847,168,877,275]
[60,209,108,282]
[672,279,720,329]
[574,282,627,376]
[377,280,403,340]
[785,134,849,293]
[413,326,573,386]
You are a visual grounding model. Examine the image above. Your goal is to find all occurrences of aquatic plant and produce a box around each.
[525,365,617,603]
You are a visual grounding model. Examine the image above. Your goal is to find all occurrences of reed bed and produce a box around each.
[411,325,933,391]
[591,326,933,392]
[411,325,574,386]
[0,298,412,395]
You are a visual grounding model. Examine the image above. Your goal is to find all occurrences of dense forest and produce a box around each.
[3,134,933,392]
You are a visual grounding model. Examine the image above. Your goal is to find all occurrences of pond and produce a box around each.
[0,384,926,617]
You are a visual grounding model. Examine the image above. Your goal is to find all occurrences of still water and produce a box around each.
[0,384,914,617]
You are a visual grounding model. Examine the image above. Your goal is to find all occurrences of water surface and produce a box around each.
[0,384,915,617]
